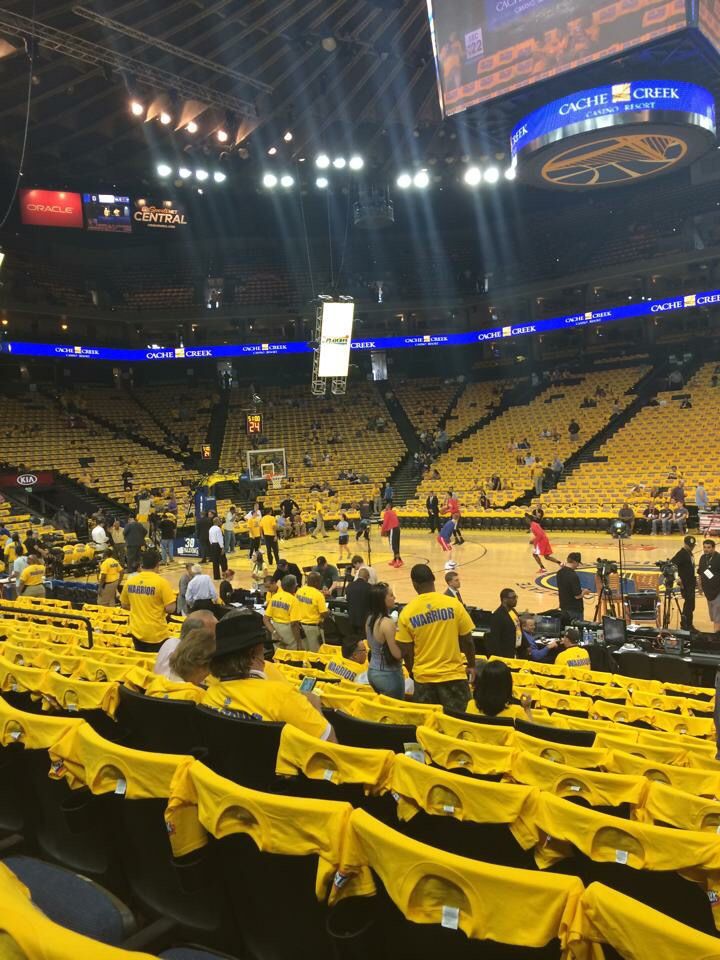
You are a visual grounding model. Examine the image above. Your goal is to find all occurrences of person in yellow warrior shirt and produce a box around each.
[264,573,301,650]
[312,499,329,539]
[119,547,177,651]
[246,508,263,560]
[290,571,328,652]
[17,554,46,598]
[260,508,280,566]
[202,610,336,741]
[97,553,123,607]
[553,626,591,669]
[396,563,476,712]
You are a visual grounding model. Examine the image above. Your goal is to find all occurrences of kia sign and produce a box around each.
[19,189,83,229]
[16,474,38,487]
[0,471,54,490]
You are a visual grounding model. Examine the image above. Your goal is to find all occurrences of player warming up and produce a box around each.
[527,513,561,571]
[437,513,459,553]
[381,501,403,568]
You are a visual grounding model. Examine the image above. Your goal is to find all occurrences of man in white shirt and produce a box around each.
[351,554,377,584]
[186,565,219,612]
[91,521,109,553]
[224,507,236,554]
[154,609,217,682]
[208,518,228,580]
[12,554,28,578]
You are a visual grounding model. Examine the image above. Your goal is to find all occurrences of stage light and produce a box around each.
[333,157,346,169]
[263,173,278,188]
[159,111,172,125]
[396,172,412,189]
[186,120,198,134]
[130,100,144,116]
[267,146,278,156]
[316,153,330,168]
[178,166,191,178]
[463,166,482,186]
[156,163,172,177]
[413,169,430,188]
[216,129,228,143]
[283,130,293,142]
[61,323,68,331]
[349,155,364,170]
[484,166,499,183]
[280,174,294,187]
[213,171,227,183]
[195,169,209,181]
[504,166,516,181]
[316,176,329,188]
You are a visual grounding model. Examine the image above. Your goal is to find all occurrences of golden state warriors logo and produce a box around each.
[542,133,687,187]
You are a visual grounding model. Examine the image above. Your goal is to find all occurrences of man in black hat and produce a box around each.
[556,553,591,622]
[671,535,697,630]
[201,610,336,741]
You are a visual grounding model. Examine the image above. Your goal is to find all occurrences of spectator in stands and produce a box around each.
[186,564,219,614]
[520,615,560,662]
[272,557,303,586]
[653,504,673,535]
[280,496,299,521]
[568,419,580,439]
[291,509,306,538]
[123,514,147,573]
[122,466,134,491]
[643,503,659,533]
[551,454,564,479]
[312,555,339,593]
[177,561,194,615]
[530,461,543,496]
[98,552,123,607]
[556,553,590,621]
[383,482,394,505]
[670,479,686,504]
[696,482,710,513]
[472,661,533,719]
[159,512,177,565]
[365,581,404,699]
[154,610,216,684]
[120,548,176,651]
[17,554,46,598]
[396,564,475,711]
[671,535,696,630]
[698,539,720,633]
[617,503,635,534]
[673,503,689,535]
[203,612,335,740]
[490,474,502,491]
[209,517,228,579]
[580,396,596,408]
[553,627,590,669]
[487,588,527,658]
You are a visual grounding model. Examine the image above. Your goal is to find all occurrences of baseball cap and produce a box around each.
[212,611,266,658]
[567,552,582,563]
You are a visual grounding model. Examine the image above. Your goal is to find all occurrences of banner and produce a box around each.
[132,198,189,230]
[83,193,132,233]
[19,189,83,229]
[318,301,355,377]
[427,0,689,116]
[0,471,55,490]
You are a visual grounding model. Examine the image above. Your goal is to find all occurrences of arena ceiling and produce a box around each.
[0,0,720,191]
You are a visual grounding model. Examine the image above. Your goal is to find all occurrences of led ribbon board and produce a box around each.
[510,80,716,188]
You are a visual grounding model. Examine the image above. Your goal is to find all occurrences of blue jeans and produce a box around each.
[224,530,236,553]
[160,538,174,562]
[368,668,405,700]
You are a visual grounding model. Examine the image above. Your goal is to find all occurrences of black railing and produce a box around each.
[0,602,93,648]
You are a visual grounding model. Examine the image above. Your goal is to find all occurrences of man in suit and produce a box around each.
[486,588,528,658]
[345,568,371,637]
[671,535,697,630]
[444,570,465,606]
[426,492,440,533]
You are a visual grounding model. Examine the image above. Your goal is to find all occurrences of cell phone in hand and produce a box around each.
[299,676,317,694]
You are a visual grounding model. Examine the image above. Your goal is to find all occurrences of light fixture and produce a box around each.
[178,166,191,178]
[61,323,68,331]
[195,169,209,181]
[159,111,172,125]
[186,120,198,134]
[1,319,8,326]
[213,171,227,183]
[280,174,294,187]
[413,169,430,188]
[396,172,412,189]
[316,153,330,169]
[463,166,482,186]
[484,166,499,183]
[130,100,144,116]
[316,176,329,188]
[216,129,228,143]
[504,166,516,181]
[197,188,204,195]
[156,163,172,177]
[263,173,278,188]
[333,157,346,169]
[267,146,278,156]
[349,155,364,170]
[283,130,293,142]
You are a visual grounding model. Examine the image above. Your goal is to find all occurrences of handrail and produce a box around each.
[0,602,93,648]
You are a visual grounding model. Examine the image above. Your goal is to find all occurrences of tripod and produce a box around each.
[658,575,684,629]
[593,573,618,621]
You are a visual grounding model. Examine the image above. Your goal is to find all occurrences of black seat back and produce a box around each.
[195,706,284,789]
[443,708,514,726]
[324,708,416,752]
[514,718,596,747]
[651,655,694,686]
[116,686,201,754]
[615,651,654,680]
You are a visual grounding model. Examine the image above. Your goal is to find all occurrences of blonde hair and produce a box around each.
[168,615,216,682]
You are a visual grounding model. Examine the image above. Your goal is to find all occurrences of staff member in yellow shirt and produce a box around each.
[312,499,329,539]
[260,508,280,565]
[264,574,300,650]
[553,627,591,669]
[17,554,46,598]
[202,610,336,741]
[246,509,262,559]
[120,548,177,651]
[396,563,475,712]
[290,571,328,652]
[98,553,123,607]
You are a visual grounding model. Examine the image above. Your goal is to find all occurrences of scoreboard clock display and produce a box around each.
[246,413,263,436]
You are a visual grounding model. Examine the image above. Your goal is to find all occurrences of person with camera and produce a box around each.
[556,552,592,622]
[698,539,720,633]
[671,535,697,631]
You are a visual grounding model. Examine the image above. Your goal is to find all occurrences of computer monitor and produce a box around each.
[535,615,562,638]
[602,616,627,646]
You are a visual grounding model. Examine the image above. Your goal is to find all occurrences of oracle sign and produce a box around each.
[19,189,83,228]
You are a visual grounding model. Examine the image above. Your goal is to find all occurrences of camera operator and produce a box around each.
[556,552,592,622]
[698,539,720,633]
[670,535,697,631]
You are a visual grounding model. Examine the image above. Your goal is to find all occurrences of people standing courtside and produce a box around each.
[426,492,440,534]
[261,508,280,566]
[208,518,228,580]
[290,571,328,652]
[698,539,720,633]
[556,552,591,622]
[671,535,697,631]
[122,514,147,573]
[381,502,403,568]
[487,588,528,658]
[120,548,176,652]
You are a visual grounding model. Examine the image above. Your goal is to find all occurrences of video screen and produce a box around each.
[427,0,688,115]
[83,193,132,233]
